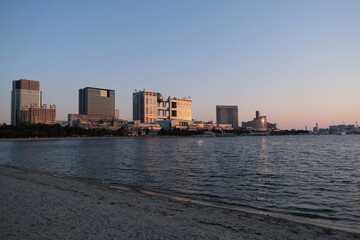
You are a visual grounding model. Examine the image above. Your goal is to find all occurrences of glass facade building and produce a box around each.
[216,105,239,128]
[11,79,41,126]
[79,87,115,117]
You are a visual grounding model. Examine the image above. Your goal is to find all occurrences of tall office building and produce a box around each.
[79,87,115,117]
[11,79,41,126]
[216,105,239,128]
[133,90,192,123]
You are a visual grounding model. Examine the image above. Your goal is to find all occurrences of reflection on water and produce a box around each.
[0,136,359,230]
[258,137,270,175]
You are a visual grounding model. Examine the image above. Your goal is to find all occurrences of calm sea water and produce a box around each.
[0,136,359,230]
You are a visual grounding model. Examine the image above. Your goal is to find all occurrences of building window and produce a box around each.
[100,90,107,97]
[172,110,177,117]
[172,102,177,108]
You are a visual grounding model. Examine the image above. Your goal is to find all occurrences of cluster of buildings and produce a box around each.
[11,79,56,125]
[10,79,278,133]
[313,122,360,135]
[10,78,360,135]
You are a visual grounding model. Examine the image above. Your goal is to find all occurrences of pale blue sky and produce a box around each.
[1,0,359,129]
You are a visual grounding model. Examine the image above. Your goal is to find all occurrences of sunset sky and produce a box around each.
[0,0,359,129]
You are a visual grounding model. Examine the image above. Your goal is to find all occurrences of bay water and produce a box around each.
[0,135,359,231]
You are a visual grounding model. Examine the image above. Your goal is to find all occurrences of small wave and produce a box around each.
[286,206,336,214]
[287,211,340,221]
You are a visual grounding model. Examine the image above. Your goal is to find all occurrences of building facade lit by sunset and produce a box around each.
[11,79,41,125]
[133,90,192,123]
[242,111,276,131]
[67,87,118,128]
[216,105,239,128]
[21,104,56,125]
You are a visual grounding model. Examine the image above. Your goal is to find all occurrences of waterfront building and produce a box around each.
[11,79,41,125]
[329,124,360,134]
[21,104,56,124]
[133,90,192,123]
[156,119,233,131]
[68,114,126,129]
[242,111,277,131]
[156,119,192,130]
[79,87,115,117]
[216,105,238,128]
[127,120,162,136]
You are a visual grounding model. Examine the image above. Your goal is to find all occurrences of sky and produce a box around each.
[0,0,359,129]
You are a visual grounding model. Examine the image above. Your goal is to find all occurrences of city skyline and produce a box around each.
[0,1,359,129]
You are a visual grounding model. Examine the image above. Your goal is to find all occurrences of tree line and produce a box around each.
[0,123,205,138]
[0,123,128,138]
[0,123,311,138]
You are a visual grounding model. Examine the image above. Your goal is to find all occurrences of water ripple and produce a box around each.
[0,135,359,230]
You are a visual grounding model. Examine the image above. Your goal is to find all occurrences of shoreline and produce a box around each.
[0,135,211,142]
[1,134,354,142]
[1,165,359,239]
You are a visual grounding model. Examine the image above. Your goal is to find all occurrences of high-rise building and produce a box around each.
[79,87,115,117]
[133,90,192,123]
[11,79,41,126]
[216,105,239,128]
[21,104,56,124]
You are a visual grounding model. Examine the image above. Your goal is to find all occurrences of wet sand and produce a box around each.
[1,166,359,240]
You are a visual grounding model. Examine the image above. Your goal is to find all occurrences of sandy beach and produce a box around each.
[1,166,359,240]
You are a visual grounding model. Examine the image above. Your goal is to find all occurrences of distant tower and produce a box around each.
[313,122,319,133]
[256,110,260,119]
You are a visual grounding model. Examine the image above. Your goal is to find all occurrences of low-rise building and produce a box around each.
[67,114,126,129]
[156,119,191,130]
[21,104,56,124]
[329,124,360,134]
